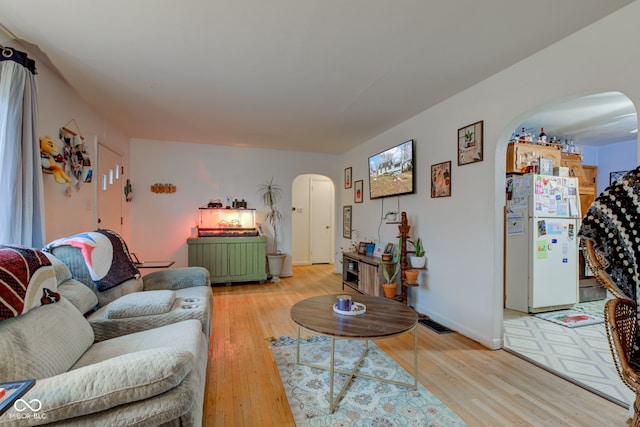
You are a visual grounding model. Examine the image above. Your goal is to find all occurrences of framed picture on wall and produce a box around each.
[344,167,352,189]
[431,161,451,198]
[354,180,363,203]
[343,205,352,239]
[458,120,483,166]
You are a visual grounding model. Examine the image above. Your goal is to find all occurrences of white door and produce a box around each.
[97,144,123,234]
[310,179,333,263]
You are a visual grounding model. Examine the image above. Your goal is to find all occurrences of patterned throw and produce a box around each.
[0,245,60,321]
[44,230,140,292]
[578,166,640,301]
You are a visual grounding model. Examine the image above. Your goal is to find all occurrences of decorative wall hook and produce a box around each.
[124,179,133,202]
[151,183,177,193]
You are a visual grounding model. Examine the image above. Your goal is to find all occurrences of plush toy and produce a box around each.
[40,136,72,184]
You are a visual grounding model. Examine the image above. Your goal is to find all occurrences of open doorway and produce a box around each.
[501,91,638,408]
[291,174,335,265]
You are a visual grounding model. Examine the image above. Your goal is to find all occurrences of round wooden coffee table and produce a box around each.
[290,294,418,413]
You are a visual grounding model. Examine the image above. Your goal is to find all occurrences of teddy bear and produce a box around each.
[40,136,72,184]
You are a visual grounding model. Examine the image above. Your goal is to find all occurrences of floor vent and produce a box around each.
[419,318,453,334]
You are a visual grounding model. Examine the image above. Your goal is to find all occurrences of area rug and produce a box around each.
[534,309,604,328]
[270,336,466,426]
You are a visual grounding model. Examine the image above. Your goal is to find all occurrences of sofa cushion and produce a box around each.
[0,298,93,382]
[88,286,213,341]
[58,278,99,314]
[74,319,204,368]
[105,290,176,319]
[1,347,194,425]
[44,251,73,282]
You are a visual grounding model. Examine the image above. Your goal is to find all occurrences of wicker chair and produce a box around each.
[585,239,640,425]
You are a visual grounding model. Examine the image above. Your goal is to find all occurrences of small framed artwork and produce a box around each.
[431,161,452,198]
[0,379,36,416]
[354,180,363,203]
[458,120,483,166]
[358,242,367,255]
[384,243,394,254]
[610,170,628,184]
[344,167,352,189]
[343,205,352,239]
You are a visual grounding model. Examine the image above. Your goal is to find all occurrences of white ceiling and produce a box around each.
[518,91,637,147]
[0,0,635,154]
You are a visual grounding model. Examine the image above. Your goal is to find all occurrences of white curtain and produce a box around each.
[0,47,44,247]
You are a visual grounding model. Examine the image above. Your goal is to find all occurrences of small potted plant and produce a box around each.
[409,237,426,269]
[384,210,398,222]
[380,259,400,298]
[258,177,286,282]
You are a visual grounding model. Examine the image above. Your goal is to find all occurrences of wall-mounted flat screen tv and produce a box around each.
[368,139,415,199]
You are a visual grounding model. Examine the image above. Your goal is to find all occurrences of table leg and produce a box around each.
[296,326,301,364]
[295,328,418,414]
[329,337,336,413]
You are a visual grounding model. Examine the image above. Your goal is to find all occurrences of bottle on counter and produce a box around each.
[539,127,547,143]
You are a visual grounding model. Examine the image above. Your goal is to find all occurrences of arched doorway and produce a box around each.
[291,174,335,265]
[499,90,638,407]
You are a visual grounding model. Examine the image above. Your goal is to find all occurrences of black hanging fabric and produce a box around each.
[0,45,36,74]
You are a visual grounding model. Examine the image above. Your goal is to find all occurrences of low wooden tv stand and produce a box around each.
[342,252,382,297]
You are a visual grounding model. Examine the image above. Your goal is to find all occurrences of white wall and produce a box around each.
[339,1,640,349]
[0,34,131,244]
[595,139,638,191]
[129,139,340,275]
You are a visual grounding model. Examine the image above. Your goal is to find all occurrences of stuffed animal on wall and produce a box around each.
[40,136,72,184]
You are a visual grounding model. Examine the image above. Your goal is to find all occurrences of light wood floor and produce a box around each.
[203,264,630,426]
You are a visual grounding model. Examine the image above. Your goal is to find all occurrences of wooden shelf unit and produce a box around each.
[506,142,562,174]
[560,153,597,216]
[342,252,383,296]
[342,211,415,305]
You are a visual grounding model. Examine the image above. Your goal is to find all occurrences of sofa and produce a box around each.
[0,237,213,425]
[47,244,212,341]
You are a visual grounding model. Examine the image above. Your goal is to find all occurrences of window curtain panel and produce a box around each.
[0,46,44,247]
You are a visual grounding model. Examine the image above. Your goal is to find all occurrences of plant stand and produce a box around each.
[397,212,411,305]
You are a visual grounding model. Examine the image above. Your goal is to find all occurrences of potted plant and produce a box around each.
[380,259,400,298]
[409,237,426,268]
[384,210,398,222]
[258,177,286,282]
[404,269,420,284]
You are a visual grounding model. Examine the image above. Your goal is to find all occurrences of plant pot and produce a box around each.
[404,269,419,284]
[410,255,426,269]
[382,282,397,298]
[381,253,392,262]
[267,254,286,283]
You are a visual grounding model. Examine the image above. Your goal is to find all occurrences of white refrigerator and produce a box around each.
[505,174,580,313]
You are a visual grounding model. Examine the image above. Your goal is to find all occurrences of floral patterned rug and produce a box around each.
[269,336,466,426]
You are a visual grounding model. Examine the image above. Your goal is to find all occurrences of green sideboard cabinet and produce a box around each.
[187,236,267,284]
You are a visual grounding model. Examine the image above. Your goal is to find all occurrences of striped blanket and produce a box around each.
[0,245,60,321]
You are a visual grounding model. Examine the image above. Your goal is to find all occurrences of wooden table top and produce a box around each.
[290,294,418,339]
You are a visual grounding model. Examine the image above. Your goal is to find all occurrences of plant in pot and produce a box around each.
[380,259,400,298]
[258,177,286,282]
[408,237,426,269]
